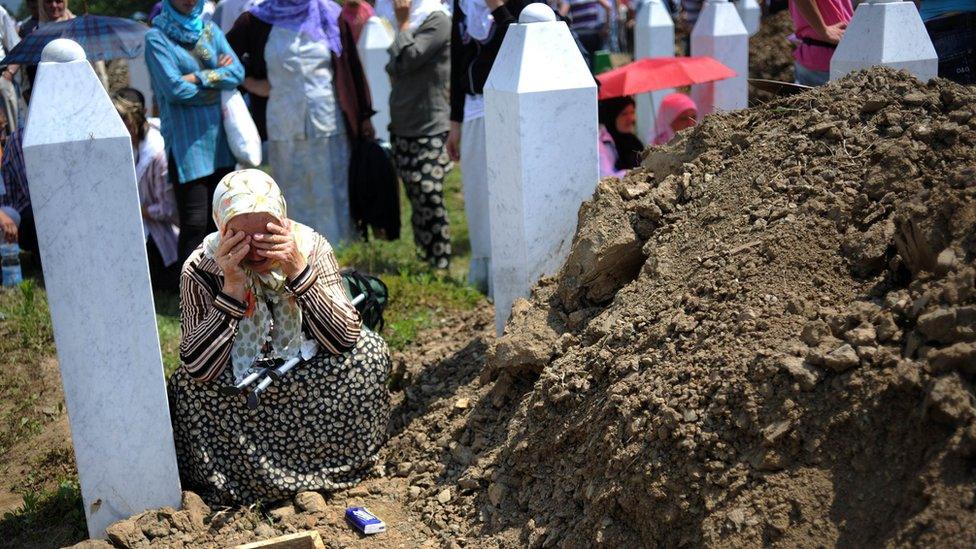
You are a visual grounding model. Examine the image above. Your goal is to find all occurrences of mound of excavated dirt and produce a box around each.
[485,67,976,547]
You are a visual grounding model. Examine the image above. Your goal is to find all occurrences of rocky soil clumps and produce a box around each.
[486,67,976,547]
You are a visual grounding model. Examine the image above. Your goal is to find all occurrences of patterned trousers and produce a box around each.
[391,133,452,269]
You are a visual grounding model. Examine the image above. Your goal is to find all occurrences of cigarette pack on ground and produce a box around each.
[345,507,386,535]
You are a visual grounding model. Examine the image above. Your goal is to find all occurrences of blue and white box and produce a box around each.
[345,506,386,535]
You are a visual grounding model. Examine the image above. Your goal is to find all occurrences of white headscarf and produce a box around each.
[202,169,318,382]
[459,0,492,41]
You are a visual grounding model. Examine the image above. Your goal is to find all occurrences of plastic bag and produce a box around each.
[221,90,262,167]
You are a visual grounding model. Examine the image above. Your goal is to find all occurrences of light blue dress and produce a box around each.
[145,22,244,184]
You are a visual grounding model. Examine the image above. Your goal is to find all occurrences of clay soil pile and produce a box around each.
[486,67,976,547]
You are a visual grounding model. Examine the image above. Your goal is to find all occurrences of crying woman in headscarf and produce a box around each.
[168,169,391,506]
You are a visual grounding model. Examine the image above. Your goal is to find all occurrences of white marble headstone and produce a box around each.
[691,0,748,114]
[126,56,155,116]
[22,39,181,538]
[484,4,598,335]
[734,0,760,36]
[829,0,938,82]
[358,16,394,143]
[633,0,674,143]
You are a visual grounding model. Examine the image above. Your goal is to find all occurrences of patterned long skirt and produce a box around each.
[167,330,391,505]
[392,133,452,269]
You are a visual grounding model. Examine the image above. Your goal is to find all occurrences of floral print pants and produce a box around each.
[392,133,452,270]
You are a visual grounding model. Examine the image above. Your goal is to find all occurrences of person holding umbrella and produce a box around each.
[36,0,110,87]
[145,0,244,263]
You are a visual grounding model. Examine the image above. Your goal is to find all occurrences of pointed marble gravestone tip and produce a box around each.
[41,38,87,63]
[520,3,557,23]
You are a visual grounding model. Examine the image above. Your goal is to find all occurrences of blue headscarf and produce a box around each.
[154,0,206,44]
[249,0,343,56]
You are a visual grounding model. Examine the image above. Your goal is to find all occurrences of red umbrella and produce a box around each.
[596,56,737,100]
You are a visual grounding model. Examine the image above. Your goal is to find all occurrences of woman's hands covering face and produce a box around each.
[252,220,308,279]
[216,228,250,300]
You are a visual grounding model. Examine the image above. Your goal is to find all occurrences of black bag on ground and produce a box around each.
[341,269,389,332]
[348,139,400,241]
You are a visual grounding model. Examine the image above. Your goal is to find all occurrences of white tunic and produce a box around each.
[265,26,356,246]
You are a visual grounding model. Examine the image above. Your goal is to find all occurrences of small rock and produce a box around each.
[778,355,822,391]
[458,477,480,491]
[822,344,860,372]
[347,486,370,498]
[488,483,506,507]
[454,398,471,410]
[620,181,651,199]
[861,98,888,114]
[755,449,789,471]
[436,488,452,504]
[253,523,276,539]
[800,320,831,346]
[268,505,296,522]
[809,121,836,138]
[875,312,900,342]
[166,509,199,533]
[409,486,423,499]
[181,491,210,528]
[294,491,328,513]
[936,248,957,274]
[65,540,115,549]
[762,420,793,446]
[137,512,171,539]
[845,323,877,347]
[926,343,976,374]
[903,92,929,106]
[925,374,976,425]
[106,518,147,548]
[917,307,957,343]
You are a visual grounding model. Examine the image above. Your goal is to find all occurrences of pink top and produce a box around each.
[789,0,853,73]
[652,93,697,146]
[598,125,627,179]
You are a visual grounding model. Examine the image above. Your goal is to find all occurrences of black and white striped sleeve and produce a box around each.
[286,236,362,355]
[179,266,246,383]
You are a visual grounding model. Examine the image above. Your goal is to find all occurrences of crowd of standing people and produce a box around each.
[0,0,972,510]
[1,0,973,284]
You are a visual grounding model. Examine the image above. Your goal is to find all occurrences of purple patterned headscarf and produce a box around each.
[250,0,343,55]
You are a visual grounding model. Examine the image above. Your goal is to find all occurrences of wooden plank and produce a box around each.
[234,530,325,549]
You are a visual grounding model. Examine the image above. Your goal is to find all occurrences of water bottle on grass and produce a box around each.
[1,242,22,287]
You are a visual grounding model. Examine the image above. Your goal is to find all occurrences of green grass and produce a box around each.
[337,166,481,350]
[154,291,182,377]
[0,478,86,546]
[0,281,55,457]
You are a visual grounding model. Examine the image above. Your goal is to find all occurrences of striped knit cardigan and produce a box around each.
[179,233,362,382]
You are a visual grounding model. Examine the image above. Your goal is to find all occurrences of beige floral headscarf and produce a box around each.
[203,169,317,382]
